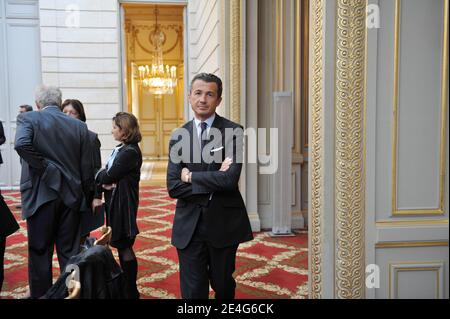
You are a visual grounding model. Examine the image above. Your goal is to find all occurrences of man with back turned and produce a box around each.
[14,85,93,298]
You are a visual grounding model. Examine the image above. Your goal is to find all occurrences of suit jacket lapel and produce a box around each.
[188,120,203,171]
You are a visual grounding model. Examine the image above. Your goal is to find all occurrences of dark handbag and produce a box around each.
[80,203,105,237]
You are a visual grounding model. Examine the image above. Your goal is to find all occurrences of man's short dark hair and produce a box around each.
[190,73,223,98]
[19,105,33,112]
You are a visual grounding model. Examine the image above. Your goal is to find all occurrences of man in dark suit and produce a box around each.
[167,73,253,299]
[15,105,33,210]
[1,121,20,293]
[14,85,93,299]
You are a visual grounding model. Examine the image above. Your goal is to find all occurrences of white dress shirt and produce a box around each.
[193,113,216,144]
[106,144,124,172]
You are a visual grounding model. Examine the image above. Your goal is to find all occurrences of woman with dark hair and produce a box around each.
[94,112,142,299]
[62,99,102,240]
[61,99,87,122]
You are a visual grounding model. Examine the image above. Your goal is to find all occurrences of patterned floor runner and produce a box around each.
[1,186,308,299]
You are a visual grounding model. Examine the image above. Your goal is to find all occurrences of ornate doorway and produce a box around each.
[123,4,185,160]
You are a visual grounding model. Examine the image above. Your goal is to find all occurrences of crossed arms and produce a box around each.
[166,127,244,204]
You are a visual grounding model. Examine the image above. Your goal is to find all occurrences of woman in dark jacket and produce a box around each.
[61,99,103,240]
[95,112,142,299]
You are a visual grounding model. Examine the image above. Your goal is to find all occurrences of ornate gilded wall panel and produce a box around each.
[230,0,241,124]
[334,0,367,299]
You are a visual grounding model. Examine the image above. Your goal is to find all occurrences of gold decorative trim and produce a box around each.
[392,210,446,217]
[439,0,449,213]
[309,0,324,299]
[376,219,449,227]
[335,0,367,299]
[229,0,241,124]
[134,24,183,56]
[391,0,449,216]
[376,241,449,249]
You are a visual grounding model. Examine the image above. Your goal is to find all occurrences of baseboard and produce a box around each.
[248,212,261,232]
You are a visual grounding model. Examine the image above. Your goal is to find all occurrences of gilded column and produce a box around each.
[229,0,241,123]
[309,0,325,299]
[334,0,367,299]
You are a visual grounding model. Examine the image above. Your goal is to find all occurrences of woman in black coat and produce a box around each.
[61,99,102,241]
[95,112,142,299]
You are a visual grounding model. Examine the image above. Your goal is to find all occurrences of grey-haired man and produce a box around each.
[14,85,93,298]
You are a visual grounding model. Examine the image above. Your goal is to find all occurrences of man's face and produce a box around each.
[19,108,27,113]
[189,80,222,121]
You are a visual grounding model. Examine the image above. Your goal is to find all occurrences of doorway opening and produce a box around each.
[121,3,186,186]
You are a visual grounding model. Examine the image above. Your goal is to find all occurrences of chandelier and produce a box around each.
[138,7,177,96]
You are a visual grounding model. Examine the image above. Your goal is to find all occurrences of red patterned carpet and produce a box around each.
[1,187,308,299]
